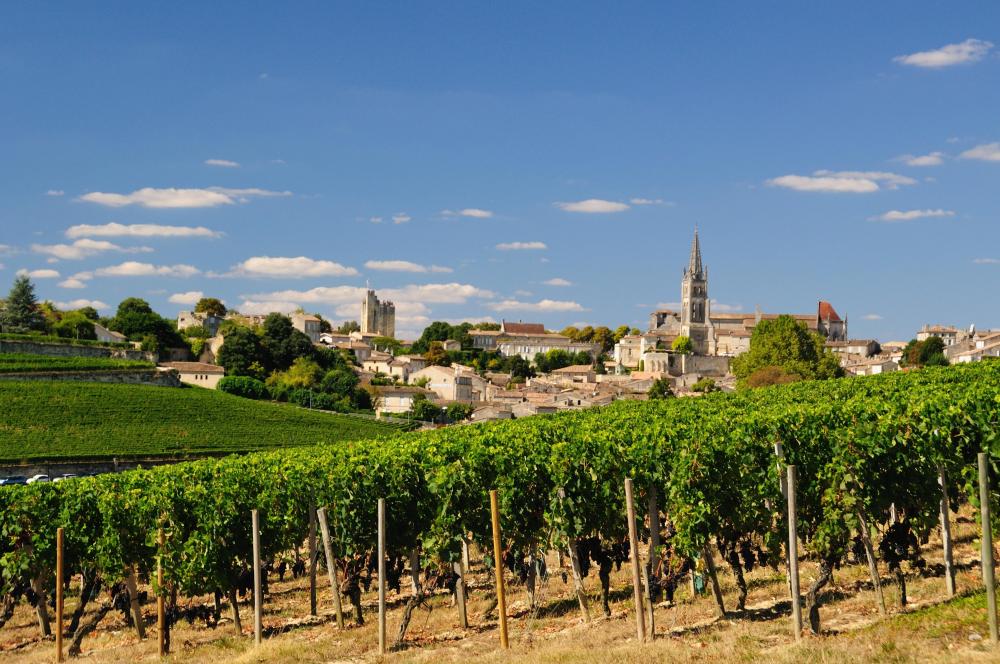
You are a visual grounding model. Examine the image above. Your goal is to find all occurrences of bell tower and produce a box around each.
[680,229,712,354]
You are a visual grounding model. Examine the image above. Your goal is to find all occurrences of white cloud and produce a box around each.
[0,244,13,256]
[79,186,290,208]
[392,213,412,224]
[443,208,494,219]
[895,151,945,166]
[488,298,585,312]
[66,222,223,239]
[514,290,533,297]
[238,300,300,315]
[205,158,240,168]
[168,291,205,305]
[973,258,1000,265]
[543,277,572,287]
[959,142,1000,162]
[16,268,60,279]
[767,170,916,193]
[496,241,547,251]
[31,239,153,260]
[555,199,630,213]
[45,189,65,197]
[629,198,671,206]
[54,299,109,311]
[364,260,452,274]
[870,209,955,222]
[231,256,358,278]
[369,216,383,224]
[894,38,993,68]
[58,278,87,289]
[73,262,201,279]
[246,283,494,307]
[862,314,884,320]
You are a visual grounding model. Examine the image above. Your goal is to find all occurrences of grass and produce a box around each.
[0,380,404,462]
[1,508,995,663]
[0,353,154,373]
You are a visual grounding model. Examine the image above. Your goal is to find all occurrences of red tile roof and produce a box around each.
[818,301,841,323]
[502,321,546,335]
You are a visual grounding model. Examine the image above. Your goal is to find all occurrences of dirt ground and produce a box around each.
[2,510,999,663]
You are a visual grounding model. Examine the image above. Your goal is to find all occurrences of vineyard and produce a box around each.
[1,362,1000,659]
[0,381,405,462]
[0,353,155,374]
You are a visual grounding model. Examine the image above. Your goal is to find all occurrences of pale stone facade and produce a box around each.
[361,289,396,338]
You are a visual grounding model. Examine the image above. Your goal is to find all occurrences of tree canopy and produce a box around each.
[0,275,46,333]
[194,297,227,317]
[901,336,949,368]
[671,335,693,354]
[731,315,843,388]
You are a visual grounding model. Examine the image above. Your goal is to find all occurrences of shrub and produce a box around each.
[217,376,269,400]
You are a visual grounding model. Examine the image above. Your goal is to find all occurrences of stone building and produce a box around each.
[468,320,600,361]
[361,289,395,338]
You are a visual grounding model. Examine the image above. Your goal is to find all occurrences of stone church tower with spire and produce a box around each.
[679,229,715,355]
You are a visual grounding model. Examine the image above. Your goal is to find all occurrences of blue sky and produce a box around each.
[1,2,998,340]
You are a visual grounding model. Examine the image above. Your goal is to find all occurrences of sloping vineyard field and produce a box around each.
[2,362,1000,655]
[0,353,154,374]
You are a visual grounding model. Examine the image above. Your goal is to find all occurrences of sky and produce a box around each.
[1,2,998,341]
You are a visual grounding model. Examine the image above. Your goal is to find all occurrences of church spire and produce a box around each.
[688,228,703,277]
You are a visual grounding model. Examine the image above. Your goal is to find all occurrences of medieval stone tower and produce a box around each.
[361,289,396,338]
[679,229,714,355]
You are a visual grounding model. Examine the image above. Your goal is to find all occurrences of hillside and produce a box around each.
[0,381,404,462]
[0,353,154,373]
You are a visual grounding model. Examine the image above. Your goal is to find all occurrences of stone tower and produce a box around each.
[360,289,396,338]
[680,229,713,354]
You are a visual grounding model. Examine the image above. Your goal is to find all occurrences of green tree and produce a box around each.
[53,311,97,340]
[267,357,324,391]
[194,297,227,317]
[320,367,360,399]
[0,275,46,333]
[372,336,402,353]
[671,336,693,354]
[731,315,843,389]
[507,355,535,380]
[901,337,949,368]
[409,393,442,422]
[77,306,100,321]
[691,377,719,393]
[261,313,315,371]
[647,377,674,400]
[445,402,474,422]
[591,326,615,354]
[424,341,451,367]
[217,326,268,378]
[613,325,631,343]
[108,297,186,354]
[335,320,361,334]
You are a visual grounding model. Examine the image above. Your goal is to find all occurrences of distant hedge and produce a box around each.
[217,375,269,400]
[0,332,132,349]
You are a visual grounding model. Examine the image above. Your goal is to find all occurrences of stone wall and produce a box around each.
[0,368,181,387]
[0,339,156,362]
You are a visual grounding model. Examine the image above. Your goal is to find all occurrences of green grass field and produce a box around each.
[0,381,403,462]
[0,353,154,373]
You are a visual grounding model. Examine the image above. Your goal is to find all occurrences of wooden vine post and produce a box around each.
[786,464,802,641]
[56,527,64,663]
[454,548,469,628]
[316,507,345,628]
[252,509,262,646]
[308,505,318,616]
[557,488,591,623]
[489,489,509,649]
[624,478,647,641]
[125,564,146,639]
[377,498,387,656]
[938,467,955,598]
[157,528,167,657]
[855,510,886,616]
[702,543,725,618]
[978,453,998,644]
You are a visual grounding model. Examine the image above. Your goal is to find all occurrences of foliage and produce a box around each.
[746,365,801,388]
[266,357,324,393]
[216,326,267,379]
[671,335,693,354]
[731,315,843,388]
[647,377,674,399]
[0,380,403,462]
[0,275,46,333]
[0,332,130,348]
[408,393,442,422]
[424,341,450,366]
[194,297,227,317]
[534,349,592,373]
[217,375,269,400]
[411,321,472,353]
[691,377,719,392]
[262,313,315,371]
[52,310,97,340]
[901,337,949,368]
[334,320,361,334]
[445,402,475,422]
[108,298,186,356]
[0,353,153,374]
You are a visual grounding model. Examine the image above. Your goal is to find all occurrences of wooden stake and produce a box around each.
[454,558,469,628]
[647,486,660,590]
[378,498,387,656]
[252,509,262,646]
[558,488,591,624]
[625,478,647,641]
[157,528,167,657]
[56,527,64,663]
[308,506,318,616]
[856,511,886,616]
[489,489,509,649]
[939,467,955,598]
[979,453,998,644]
[125,565,146,639]
[787,464,802,641]
[316,507,344,628]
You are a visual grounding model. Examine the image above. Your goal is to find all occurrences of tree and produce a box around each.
[267,357,324,391]
[409,393,442,422]
[671,336,693,354]
[320,367,360,399]
[901,337,949,368]
[445,402,474,422]
[372,336,402,353]
[0,275,46,333]
[746,366,802,388]
[217,327,267,379]
[731,315,843,389]
[108,298,186,354]
[53,311,96,340]
[591,326,615,354]
[424,342,450,367]
[261,313,315,371]
[335,320,361,334]
[194,297,227,318]
[507,355,535,380]
[411,321,454,354]
[691,377,719,393]
[77,306,100,321]
[613,325,631,343]
[648,377,674,400]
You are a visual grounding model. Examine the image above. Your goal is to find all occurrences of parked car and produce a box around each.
[53,474,79,483]
[0,476,28,486]
[26,474,51,484]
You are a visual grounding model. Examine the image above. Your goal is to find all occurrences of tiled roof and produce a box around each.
[501,321,547,335]
[818,301,842,323]
[160,361,225,373]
